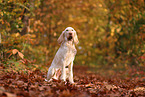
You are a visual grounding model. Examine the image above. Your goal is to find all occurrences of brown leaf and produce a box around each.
[105,84,118,90]
[38,86,45,91]
[60,89,72,97]
[6,50,13,53]
[0,87,5,92]
[85,83,94,88]
[17,81,24,86]
[2,92,17,97]
[134,87,145,91]
[95,82,103,85]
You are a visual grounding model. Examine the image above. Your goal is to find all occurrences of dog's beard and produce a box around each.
[68,36,73,41]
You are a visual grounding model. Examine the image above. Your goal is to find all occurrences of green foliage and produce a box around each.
[0,0,145,67]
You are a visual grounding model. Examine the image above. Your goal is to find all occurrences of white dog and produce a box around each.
[46,27,79,84]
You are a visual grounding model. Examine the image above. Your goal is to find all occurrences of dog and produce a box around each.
[45,27,79,84]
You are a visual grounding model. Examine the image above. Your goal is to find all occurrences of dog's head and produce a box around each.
[57,27,79,44]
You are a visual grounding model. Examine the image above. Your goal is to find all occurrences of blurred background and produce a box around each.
[0,0,145,70]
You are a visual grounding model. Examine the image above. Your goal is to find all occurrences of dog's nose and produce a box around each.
[69,33,72,35]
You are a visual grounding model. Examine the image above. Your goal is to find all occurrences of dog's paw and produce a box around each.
[45,79,48,81]
[70,81,77,85]
[71,82,77,85]
[45,79,52,82]
[60,77,66,82]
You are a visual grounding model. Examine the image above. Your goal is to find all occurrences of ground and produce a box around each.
[0,64,145,97]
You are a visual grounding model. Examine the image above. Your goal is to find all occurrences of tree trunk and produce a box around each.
[20,0,34,35]
[0,33,1,44]
[20,0,29,36]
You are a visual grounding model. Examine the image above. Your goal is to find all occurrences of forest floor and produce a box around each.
[0,63,145,97]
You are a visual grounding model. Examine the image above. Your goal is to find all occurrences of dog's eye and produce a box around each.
[66,30,68,31]
[72,30,73,31]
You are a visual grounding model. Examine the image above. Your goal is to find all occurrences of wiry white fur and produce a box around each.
[46,27,79,84]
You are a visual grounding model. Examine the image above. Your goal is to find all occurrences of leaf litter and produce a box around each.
[0,64,144,97]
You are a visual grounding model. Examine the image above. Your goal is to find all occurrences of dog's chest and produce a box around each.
[63,46,77,56]
[63,48,76,66]
[53,43,77,67]
[59,45,76,64]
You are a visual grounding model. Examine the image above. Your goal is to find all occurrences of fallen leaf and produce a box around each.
[2,92,17,97]
[59,89,72,97]
[18,52,24,59]
[17,81,24,86]
[12,49,19,55]
[134,87,145,91]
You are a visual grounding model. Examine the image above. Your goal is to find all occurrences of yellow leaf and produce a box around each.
[18,52,24,59]
[15,33,20,37]
[111,32,114,36]
[99,4,102,7]
[69,15,73,21]
[12,49,19,55]
[57,20,62,25]
[31,34,36,38]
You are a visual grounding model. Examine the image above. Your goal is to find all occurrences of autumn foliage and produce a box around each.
[1,0,145,65]
[0,0,145,96]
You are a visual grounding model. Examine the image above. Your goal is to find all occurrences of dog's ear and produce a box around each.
[73,31,79,45]
[57,31,65,44]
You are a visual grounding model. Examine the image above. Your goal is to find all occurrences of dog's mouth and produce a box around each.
[68,36,73,41]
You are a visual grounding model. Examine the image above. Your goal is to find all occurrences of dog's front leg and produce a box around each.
[61,63,66,82]
[68,61,74,84]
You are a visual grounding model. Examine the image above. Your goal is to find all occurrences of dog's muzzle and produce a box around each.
[68,36,73,41]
